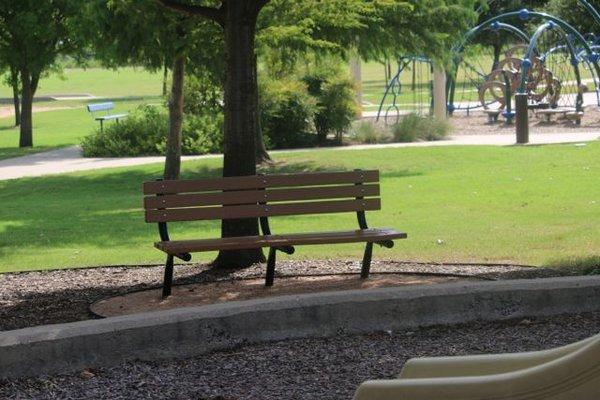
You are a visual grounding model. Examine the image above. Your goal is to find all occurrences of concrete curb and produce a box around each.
[1,276,599,379]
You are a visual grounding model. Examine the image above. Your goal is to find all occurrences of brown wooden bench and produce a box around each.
[143,170,407,297]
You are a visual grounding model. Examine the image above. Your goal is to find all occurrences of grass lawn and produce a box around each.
[0,142,598,273]
[0,98,162,160]
[0,67,162,99]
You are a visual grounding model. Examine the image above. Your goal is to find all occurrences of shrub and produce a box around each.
[81,105,168,157]
[391,114,421,142]
[81,105,223,157]
[391,113,451,143]
[182,72,223,116]
[180,113,223,155]
[420,116,452,141]
[259,78,317,149]
[349,121,391,144]
[546,256,600,276]
[302,66,358,144]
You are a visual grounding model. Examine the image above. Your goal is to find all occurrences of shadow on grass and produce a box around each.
[0,159,419,263]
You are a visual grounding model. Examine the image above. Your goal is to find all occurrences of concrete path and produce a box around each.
[0,132,598,181]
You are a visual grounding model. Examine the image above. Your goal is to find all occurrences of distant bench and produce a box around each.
[535,107,583,124]
[87,102,128,131]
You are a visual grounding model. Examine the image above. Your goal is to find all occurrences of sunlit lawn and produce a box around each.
[0,142,598,273]
[0,67,162,99]
[0,98,162,160]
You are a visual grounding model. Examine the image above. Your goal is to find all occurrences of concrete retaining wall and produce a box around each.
[1,276,600,379]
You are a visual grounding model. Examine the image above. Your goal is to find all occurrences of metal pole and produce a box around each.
[502,71,514,125]
[515,93,529,144]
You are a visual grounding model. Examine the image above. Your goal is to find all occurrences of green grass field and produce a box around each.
[0,67,162,99]
[1,143,598,273]
[0,98,162,160]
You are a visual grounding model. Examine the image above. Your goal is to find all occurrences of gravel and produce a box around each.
[0,260,560,331]
[450,106,600,135]
[1,312,598,399]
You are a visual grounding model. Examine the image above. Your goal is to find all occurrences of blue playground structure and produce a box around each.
[376,0,600,125]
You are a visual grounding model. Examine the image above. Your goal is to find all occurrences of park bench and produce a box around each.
[143,170,407,297]
[535,107,578,123]
[87,102,128,131]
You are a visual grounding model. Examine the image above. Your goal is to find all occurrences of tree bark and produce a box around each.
[253,54,272,164]
[162,61,169,97]
[164,56,185,180]
[10,66,21,126]
[19,68,35,148]
[213,1,265,268]
[492,42,502,73]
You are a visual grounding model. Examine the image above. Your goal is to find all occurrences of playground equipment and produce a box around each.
[353,333,600,400]
[449,10,600,125]
[376,1,600,129]
[375,56,433,124]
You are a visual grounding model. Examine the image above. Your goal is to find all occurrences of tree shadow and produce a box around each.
[0,159,419,265]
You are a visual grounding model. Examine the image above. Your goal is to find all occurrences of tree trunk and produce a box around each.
[19,68,34,148]
[162,61,169,97]
[492,42,502,73]
[253,54,272,164]
[10,67,21,126]
[213,1,265,269]
[163,56,185,181]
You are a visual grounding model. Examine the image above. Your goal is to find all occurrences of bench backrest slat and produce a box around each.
[143,170,381,223]
[145,199,381,223]
[87,102,114,112]
[143,170,379,195]
[144,184,380,209]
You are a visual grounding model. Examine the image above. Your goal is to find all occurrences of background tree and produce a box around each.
[158,0,479,269]
[0,0,84,147]
[547,0,600,34]
[84,0,223,179]
[0,65,21,126]
[471,0,549,70]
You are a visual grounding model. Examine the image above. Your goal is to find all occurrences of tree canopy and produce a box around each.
[0,0,85,146]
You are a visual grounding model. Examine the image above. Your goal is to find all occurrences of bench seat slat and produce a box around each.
[144,184,380,209]
[95,113,128,121]
[143,170,379,195]
[155,228,407,254]
[145,198,381,223]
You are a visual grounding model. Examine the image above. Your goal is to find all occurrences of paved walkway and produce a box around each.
[0,132,598,181]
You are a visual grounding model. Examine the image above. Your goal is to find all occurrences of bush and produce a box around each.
[546,256,600,276]
[182,72,223,116]
[82,105,168,157]
[81,105,223,157]
[180,113,223,155]
[349,121,391,144]
[259,78,317,149]
[303,66,358,144]
[391,113,451,143]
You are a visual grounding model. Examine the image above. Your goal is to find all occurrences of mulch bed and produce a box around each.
[0,260,560,331]
[450,106,600,135]
[1,311,598,399]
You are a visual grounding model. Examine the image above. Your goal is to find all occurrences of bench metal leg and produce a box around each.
[162,254,174,298]
[99,119,104,132]
[361,242,374,279]
[266,248,277,286]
